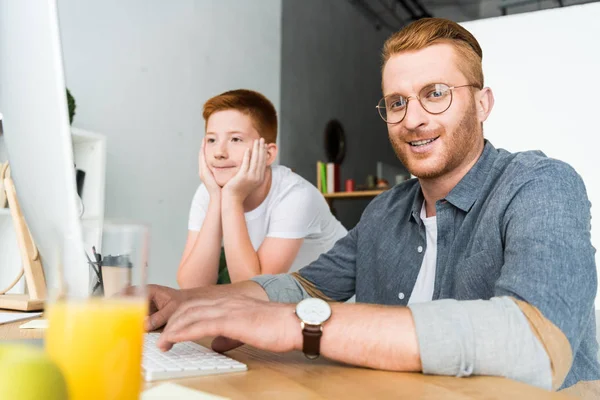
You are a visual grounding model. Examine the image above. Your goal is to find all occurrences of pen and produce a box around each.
[92,246,104,293]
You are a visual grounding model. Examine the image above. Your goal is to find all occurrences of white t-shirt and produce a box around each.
[188,165,348,273]
[407,202,437,304]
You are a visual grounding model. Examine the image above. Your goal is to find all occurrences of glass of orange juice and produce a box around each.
[45,221,149,400]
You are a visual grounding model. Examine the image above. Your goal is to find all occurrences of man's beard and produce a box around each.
[389,102,480,180]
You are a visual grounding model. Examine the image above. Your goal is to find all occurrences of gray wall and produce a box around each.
[480,0,596,19]
[57,0,281,287]
[424,0,480,21]
[280,0,405,229]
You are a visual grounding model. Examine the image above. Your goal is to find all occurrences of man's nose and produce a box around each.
[402,98,429,131]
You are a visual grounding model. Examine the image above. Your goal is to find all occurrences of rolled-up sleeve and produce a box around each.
[251,274,309,303]
[251,217,360,303]
[408,297,552,389]
[294,224,358,302]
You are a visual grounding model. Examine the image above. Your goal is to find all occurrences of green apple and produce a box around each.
[0,343,68,400]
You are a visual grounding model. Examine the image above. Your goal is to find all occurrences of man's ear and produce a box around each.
[266,143,278,166]
[476,87,495,124]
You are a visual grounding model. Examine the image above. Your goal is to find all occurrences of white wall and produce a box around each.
[56,0,282,287]
[462,3,600,307]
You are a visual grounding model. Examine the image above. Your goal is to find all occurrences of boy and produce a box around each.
[177,89,347,287]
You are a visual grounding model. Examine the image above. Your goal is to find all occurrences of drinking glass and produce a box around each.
[45,221,149,400]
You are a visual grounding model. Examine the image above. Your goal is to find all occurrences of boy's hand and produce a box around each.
[222,138,268,202]
[199,139,221,198]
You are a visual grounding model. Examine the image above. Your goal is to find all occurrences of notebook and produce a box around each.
[0,312,42,325]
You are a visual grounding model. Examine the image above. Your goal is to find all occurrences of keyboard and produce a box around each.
[142,333,247,381]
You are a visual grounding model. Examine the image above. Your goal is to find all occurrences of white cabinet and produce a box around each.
[71,128,107,258]
[0,127,106,295]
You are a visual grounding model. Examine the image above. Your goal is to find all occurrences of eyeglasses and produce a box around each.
[376,83,478,124]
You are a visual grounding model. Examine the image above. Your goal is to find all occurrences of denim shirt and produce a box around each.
[280,140,600,389]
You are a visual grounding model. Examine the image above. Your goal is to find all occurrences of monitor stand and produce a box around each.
[0,165,46,311]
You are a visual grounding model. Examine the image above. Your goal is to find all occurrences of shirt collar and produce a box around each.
[409,140,498,222]
[445,140,497,213]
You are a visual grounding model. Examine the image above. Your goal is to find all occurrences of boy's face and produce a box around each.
[382,43,489,180]
[204,109,262,187]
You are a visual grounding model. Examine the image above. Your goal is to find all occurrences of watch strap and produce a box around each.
[302,323,323,360]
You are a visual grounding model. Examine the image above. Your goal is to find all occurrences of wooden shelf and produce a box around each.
[323,189,386,199]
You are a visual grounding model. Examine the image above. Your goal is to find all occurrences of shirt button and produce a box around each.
[398,292,405,300]
[417,246,423,253]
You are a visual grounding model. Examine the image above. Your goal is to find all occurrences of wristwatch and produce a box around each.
[295,298,332,359]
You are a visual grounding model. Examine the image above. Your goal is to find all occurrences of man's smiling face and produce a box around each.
[382,43,482,180]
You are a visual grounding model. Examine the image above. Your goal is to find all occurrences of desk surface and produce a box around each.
[0,316,571,399]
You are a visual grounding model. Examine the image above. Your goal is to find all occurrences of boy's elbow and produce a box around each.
[176,264,193,289]
[176,270,185,289]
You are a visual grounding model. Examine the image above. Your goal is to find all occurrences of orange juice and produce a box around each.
[45,299,147,400]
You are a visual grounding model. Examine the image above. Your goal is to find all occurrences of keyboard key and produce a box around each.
[141,333,248,381]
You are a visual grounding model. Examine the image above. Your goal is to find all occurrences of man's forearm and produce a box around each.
[251,275,421,370]
[250,278,551,385]
[178,199,223,288]
[285,295,552,388]
[314,303,422,371]
[221,196,262,281]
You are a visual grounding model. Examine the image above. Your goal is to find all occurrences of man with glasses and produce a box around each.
[147,18,599,395]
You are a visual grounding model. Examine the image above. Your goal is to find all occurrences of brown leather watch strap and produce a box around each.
[302,323,323,360]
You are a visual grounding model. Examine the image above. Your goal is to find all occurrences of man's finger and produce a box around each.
[212,336,245,353]
[146,303,175,332]
[156,332,175,352]
[167,297,222,323]
[158,318,225,351]
[163,302,226,336]
[144,316,155,332]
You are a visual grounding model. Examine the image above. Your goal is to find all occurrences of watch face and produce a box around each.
[295,298,331,325]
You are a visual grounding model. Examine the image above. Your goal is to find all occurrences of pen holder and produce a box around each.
[101,255,133,297]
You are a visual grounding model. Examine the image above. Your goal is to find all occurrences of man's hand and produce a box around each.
[222,138,267,202]
[145,284,187,331]
[156,295,301,354]
[199,138,221,198]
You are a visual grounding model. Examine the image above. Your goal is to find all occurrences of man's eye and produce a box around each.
[389,99,406,110]
[206,138,215,143]
[427,90,447,99]
[232,137,242,143]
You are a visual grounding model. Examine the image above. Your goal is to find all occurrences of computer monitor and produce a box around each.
[0,0,89,297]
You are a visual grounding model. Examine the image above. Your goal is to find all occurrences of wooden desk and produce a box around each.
[0,316,571,399]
